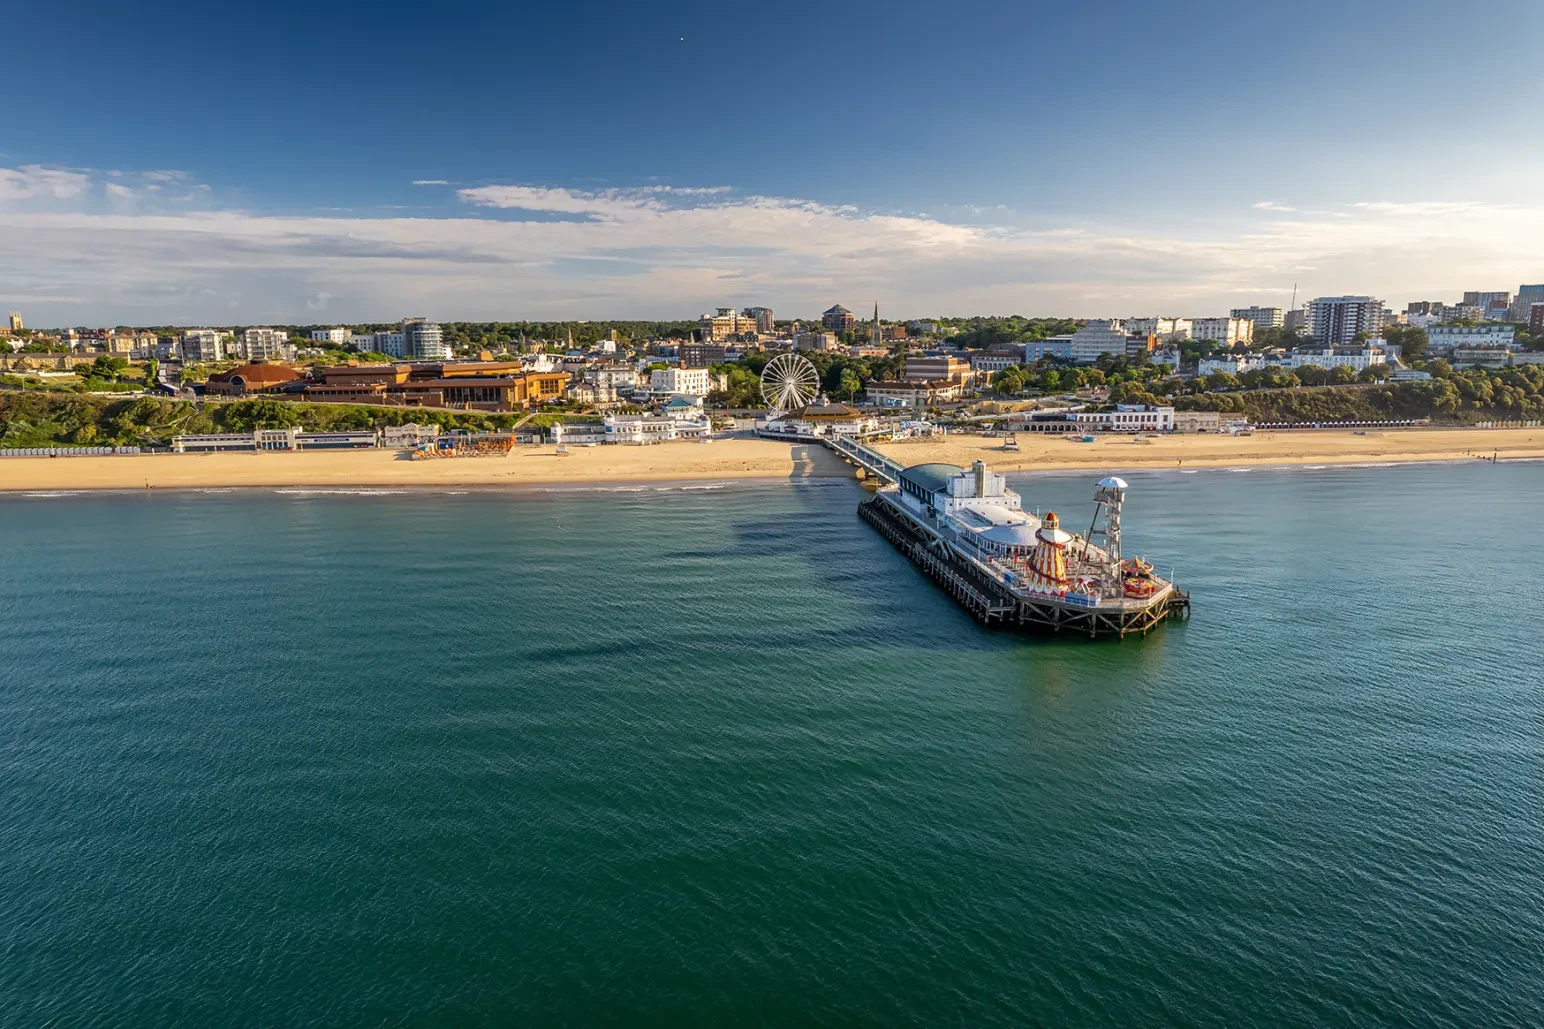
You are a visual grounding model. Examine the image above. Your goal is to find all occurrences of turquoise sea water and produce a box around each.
[3,463,1542,1026]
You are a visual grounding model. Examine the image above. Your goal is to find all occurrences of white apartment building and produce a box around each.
[241,327,293,361]
[1197,354,1263,377]
[585,364,639,391]
[1124,317,1190,341]
[1231,306,1285,330]
[1427,325,1517,353]
[602,412,711,443]
[1191,318,1255,345]
[1076,404,1175,433]
[649,365,712,396]
[1285,346,1387,372]
[310,327,350,344]
[401,318,449,360]
[1308,296,1385,346]
[348,333,381,352]
[1069,320,1129,363]
[181,328,226,362]
[1200,346,1387,376]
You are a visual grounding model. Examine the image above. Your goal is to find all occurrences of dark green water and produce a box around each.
[3,464,1542,1026]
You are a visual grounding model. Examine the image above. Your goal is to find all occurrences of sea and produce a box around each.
[2,462,1542,1027]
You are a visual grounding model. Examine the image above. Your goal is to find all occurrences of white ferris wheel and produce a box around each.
[759,353,821,416]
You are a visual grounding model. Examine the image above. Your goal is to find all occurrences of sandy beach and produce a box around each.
[0,428,1539,492]
[870,426,1544,473]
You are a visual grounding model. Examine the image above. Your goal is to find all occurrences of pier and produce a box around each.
[841,448,1190,640]
[822,435,904,483]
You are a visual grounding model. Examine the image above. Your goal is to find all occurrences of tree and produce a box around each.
[1205,371,1240,391]
[1040,369,1061,391]
[1358,364,1391,382]
[1383,325,1428,362]
[838,368,862,401]
[992,367,1025,395]
[1330,364,1358,384]
[89,355,129,382]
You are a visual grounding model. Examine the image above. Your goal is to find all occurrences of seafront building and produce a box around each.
[649,365,711,397]
[1426,325,1516,353]
[1308,296,1385,346]
[1197,345,1387,376]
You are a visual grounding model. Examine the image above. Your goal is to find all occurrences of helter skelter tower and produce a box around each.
[1088,476,1128,593]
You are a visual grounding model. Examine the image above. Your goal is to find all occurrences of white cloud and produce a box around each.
[105,183,138,199]
[1252,200,1298,213]
[0,165,91,201]
[2,165,1542,324]
[411,179,449,186]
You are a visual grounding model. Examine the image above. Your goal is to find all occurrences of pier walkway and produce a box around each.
[823,436,905,484]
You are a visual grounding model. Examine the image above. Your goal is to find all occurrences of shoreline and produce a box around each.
[0,428,1540,492]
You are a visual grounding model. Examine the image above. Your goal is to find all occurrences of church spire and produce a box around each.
[872,301,881,347]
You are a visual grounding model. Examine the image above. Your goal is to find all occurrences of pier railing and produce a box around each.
[824,435,906,484]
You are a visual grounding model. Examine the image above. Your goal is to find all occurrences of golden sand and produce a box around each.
[0,428,1539,492]
[0,439,845,491]
[871,427,1544,473]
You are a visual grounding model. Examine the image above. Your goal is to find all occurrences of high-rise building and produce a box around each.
[1530,304,1544,335]
[1068,320,1129,363]
[821,305,855,331]
[309,327,350,344]
[1509,285,1544,322]
[181,328,225,362]
[401,318,449,360]
[241,327,292,361]
[742,307,774,334]
[1307,296,1384,346]
[1230,306,1284,331]
[1462,291,1511,320]
[7,312,21,331]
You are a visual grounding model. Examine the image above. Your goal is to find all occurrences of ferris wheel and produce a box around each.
[760,353,821,415]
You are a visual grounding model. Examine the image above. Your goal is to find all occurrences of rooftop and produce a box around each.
[900,462,966,495]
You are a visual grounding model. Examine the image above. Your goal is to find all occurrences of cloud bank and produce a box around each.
[2,165,1542,325]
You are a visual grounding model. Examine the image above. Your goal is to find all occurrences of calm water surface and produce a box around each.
[2,464,1542,1026]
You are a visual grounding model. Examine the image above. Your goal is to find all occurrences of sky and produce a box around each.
[3,0,1543,326]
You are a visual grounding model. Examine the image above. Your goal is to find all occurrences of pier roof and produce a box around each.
[899,462,964,496]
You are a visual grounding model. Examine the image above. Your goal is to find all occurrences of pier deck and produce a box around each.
[859,497,1189,639]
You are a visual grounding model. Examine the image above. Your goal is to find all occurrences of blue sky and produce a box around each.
[3,0,1542,325]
